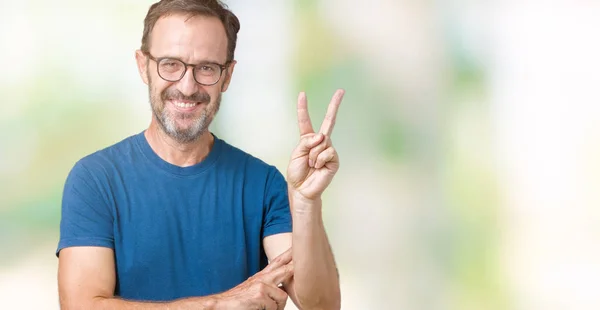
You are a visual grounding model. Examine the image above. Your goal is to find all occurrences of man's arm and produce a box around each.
[263,196,340,310]
[270,89,346,310]
[58,247,217,310]
[58,247,293,310]
[290,193,340,309]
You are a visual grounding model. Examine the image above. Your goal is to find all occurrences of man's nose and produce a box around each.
[177,67,200,97]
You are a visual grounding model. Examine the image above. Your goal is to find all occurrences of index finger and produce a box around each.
[319,89,345,136]
[297,92,315,135]
[262,262,294,286]
[263,248,292,273]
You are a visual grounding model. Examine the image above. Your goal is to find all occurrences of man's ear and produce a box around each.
[220,60,237,92]
[135,50,149,85]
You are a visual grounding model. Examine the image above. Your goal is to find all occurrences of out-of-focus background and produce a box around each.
[1,1,600,309]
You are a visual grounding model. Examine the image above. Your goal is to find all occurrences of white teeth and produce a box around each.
[173,101,198,108]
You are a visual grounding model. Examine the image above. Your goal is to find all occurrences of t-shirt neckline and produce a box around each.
[134,130,223,176]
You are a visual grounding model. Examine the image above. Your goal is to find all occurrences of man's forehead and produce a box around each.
[150,14,228,61]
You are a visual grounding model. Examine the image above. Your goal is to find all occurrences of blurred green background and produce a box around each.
[2,1,600,309]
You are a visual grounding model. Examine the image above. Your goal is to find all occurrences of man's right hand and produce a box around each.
[59,246,294,310]
[215,248,294,310]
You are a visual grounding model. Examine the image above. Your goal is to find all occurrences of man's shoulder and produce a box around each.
[217,137,289,198]
[71,132,142,175]
[218,137,280,174]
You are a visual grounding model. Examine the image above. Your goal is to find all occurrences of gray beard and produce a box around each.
[148,84,221,144]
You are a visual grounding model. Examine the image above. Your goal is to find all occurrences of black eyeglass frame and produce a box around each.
[145,52,230,86]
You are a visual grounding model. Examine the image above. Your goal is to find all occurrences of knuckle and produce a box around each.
[257,282,267,292]
[300,133,313,140]
[253,291,263,300]
[285,265,294,275]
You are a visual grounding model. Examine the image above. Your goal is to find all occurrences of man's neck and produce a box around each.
[145,121,214,168]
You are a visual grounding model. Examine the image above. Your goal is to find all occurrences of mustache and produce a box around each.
[161,88,211,103]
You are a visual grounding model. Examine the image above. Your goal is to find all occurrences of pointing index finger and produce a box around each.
[263,262,294,286]
[297,92,314,136]
[264,248,292,272]
[319,89,344,136]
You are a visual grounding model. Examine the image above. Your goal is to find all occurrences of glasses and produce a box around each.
[145,53,229,86]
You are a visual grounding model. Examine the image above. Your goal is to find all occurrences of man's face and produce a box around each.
[136,14,235,143]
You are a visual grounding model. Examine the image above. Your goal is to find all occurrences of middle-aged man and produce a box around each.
[57,1,344,309]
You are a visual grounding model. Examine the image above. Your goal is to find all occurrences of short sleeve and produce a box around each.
[262,167,292,239]
[56,160,114,256]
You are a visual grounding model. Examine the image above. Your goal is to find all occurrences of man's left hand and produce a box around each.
[287,89,344,202]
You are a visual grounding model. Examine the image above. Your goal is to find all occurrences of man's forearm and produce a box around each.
[85,295,217,310]
[290,192,341,310]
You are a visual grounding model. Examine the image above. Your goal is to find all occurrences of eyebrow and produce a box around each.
[158,55,226,65]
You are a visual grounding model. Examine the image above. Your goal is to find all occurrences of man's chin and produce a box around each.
[155,119,201,142]
[172,122,210,140]
[166,129,204,143]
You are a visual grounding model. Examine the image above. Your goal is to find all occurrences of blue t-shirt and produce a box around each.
[57,131,292,301]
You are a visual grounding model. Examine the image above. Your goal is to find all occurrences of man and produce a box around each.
[57,1,343,309]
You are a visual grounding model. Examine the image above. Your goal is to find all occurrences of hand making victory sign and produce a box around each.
[287,89,345,201]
